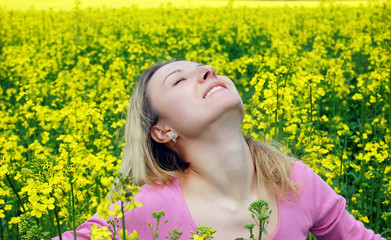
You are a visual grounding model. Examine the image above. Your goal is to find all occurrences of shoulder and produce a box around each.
[289,160,346,220]
[291,161,313,177]
[130,178,194,237]
[134,178,182,211]
[290,160,339,199]
[286,160,345,215]
[138,178,180,199]
[291,160,322,186]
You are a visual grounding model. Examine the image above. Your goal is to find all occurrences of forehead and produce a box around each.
[150,61,199,84]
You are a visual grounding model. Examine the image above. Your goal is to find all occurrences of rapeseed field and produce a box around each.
[0,1,390,239]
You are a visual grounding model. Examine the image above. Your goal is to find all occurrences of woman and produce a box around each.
[57,60,385,239]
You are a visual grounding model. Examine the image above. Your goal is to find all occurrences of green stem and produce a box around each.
[121,201,127,240]
[369,171,375,229]
[387,68,391,136]
[1,217,3,240]
[358,155,365,212]
[279,69,290,141]
[67,155,76,240]
[358,129,366,212]
[275,75,279,140]
[48,207,55,236]
[332,76,336,123]
[344,137,349,199]
[358,78,368,204]
[338,135,347,191]
[309,82,313,123]
[338,143,344,190]
[308,232,313,240]
[374,164,386,233]
[53,201,63,240]
[258,221,262,240]
[258,228,262,240]
[154,220,160,240]
[250,227,255,240]
[112,219,117,240]
[6,174,26,212]
[70,178,76,240]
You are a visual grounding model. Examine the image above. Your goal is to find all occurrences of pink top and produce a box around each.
[55,161,386,239]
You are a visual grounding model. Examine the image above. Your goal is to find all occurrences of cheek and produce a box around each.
[160,95,204,132]
[169,96,197,118]
[157,92,194,119]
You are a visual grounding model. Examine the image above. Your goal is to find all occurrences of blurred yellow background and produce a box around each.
[0,0,381,10]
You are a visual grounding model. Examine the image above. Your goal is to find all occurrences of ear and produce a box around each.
[150,124,174,143]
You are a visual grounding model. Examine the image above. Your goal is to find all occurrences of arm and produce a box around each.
[52,214,109,240]
[305,164,386,240]
[52,195,146,240]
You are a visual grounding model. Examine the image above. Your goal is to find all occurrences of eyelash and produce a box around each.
[174,77,186,85]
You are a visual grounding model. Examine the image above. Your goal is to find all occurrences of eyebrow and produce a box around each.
[163,64,204,84]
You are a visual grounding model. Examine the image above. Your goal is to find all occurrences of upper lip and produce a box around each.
[203,81,227,99]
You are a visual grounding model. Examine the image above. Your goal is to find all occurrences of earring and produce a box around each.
[172,133,177,143]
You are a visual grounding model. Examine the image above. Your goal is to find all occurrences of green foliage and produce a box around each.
[19,214,50,240]
[166,228,183,240]
[149,211,168,240]
[0,1,390,239]
[190,225,216,240]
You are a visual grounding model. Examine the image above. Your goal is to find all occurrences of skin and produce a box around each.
[147,61,278,239]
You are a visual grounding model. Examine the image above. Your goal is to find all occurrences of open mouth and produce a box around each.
[204,85,225,99]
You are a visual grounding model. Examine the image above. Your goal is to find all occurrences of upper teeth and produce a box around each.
[205,86,223,99]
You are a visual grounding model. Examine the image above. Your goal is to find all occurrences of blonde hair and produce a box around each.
[110,61,298,199]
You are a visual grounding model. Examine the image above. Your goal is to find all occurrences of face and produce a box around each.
[147,61,244,139]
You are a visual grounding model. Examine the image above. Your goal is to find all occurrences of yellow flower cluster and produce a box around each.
[90,224,139,240]
[190,226,216,240]
[0,1,390,238]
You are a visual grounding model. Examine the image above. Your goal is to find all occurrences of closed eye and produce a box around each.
[174,77,186,85]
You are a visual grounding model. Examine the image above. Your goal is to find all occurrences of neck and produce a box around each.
[178,125,257,202]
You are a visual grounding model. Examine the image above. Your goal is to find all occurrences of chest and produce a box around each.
[186,196,279,240]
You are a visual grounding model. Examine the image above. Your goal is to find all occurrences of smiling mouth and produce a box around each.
[205,86,224,99]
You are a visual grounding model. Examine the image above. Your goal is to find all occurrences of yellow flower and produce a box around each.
[90,224,111,240]
[359,216,370,224]
[192,235,205,240]
[124,201,143,211]
[53,188,63,200]
[363,133,368,140]
[1,3,390,237]
[97,200,111,220]
[42,197,55,210]
[129,230,139,239]
[100,177,113,187]
[4,205,12,211]
[9,217,21,225]
[59,208,68,218]
[30,203,44,218]
[108,203,123,218]
[352,93,363,100]
[121,229,139,240]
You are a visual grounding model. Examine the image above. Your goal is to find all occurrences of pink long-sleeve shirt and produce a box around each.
[55,161,386,239]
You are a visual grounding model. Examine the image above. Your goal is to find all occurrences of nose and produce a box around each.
[198,65,217,83]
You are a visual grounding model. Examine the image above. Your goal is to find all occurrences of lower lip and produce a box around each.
[205,87,226,99]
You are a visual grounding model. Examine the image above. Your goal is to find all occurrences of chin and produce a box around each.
[211,96,244,121]
[221,93,244,112]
